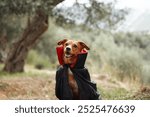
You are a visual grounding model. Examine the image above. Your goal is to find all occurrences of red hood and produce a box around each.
[56,45,88,68]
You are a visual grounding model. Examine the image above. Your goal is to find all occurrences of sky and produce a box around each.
[60,0,150,11]
[116,0,150,11]
[115,0,150,31]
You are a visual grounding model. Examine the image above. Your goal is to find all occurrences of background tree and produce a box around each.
[53,0,128,30]
[0,0,127,73]
[0,0,64,72]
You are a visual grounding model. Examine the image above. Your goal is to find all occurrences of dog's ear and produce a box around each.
[79,41,90,50]
[57,39,68,45]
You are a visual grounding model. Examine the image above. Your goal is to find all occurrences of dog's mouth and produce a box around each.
[65,52,75,58]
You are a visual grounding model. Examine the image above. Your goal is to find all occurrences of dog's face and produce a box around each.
[57,39,90,65]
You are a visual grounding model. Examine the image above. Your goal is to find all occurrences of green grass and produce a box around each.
[0,63,4,70]
[0,62,53,79]
[98,86,132,100]
[0,68,51,79]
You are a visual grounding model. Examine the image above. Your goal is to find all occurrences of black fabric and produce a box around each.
[55,52,100,100]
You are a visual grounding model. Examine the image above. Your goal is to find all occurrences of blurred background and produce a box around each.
[0,0,150,99]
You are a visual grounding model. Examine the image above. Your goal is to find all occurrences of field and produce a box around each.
[0,65,150,100]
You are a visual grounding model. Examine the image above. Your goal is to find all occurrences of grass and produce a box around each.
[0,63,150,100]
[0,64,52,79]
[0,71,50,79]
[98,86,133,100]
[0,64,56,99]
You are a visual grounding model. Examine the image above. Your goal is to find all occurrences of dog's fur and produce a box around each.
[57,39,90,99]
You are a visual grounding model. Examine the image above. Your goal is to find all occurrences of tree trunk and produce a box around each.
[3,10,48,73]
[0,32,8,63]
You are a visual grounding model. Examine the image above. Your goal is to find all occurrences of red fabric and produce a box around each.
[56,46,88,66]
[56,46,64,65]
[80,49,87,54]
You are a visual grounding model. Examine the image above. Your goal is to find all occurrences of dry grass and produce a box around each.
[0,65,57,99]
[0,77,56,99]
[0,65,149,100]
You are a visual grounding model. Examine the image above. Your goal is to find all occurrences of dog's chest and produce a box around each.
[67,68,78,91]
[68,68,74,85]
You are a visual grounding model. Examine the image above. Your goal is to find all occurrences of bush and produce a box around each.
[142,64,150,84]
[32,19,150,84]
[108,47,143,81]
[26,50,52,69]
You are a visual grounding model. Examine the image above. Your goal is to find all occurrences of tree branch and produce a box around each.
[50,0,65,6]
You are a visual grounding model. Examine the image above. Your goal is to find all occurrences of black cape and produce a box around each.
[55,46,100,100]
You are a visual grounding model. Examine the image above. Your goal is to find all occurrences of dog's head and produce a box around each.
[57,39,90,65]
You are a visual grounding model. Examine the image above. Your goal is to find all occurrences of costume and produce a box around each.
[55,46,100,100]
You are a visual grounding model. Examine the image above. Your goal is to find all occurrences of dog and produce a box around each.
[57,39,90,99]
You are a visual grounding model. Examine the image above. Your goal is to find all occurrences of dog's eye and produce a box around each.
[65,43,69,46]
[73,44,78,48]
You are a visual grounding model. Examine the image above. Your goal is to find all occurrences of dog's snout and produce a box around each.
[66,47,71,51]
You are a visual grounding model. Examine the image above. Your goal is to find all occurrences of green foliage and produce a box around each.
[98,86,129,100]
[35,20,60,63]
[142,64,150,84]
[0,0,127,46]
[114,32,150,50]
[54,0,128,29]
[26,50,53,69]
[108,48,142,81]
[0,69,50,79]
[0,0,64,39]
[0,15,24,41]
[37,20,150,84]
[0,0,63,15]
[0,63,4,70]
[113,32,150,83]
[0,1,149,85]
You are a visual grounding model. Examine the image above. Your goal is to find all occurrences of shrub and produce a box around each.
[26,50,52,69]
[142,64,150,84]
[32,20,150,84]
[108,47,143,81]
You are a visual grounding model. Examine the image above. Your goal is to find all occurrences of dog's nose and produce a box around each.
[66,47,71,51]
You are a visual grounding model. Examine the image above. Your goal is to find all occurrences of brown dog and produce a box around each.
[57,39,90,99]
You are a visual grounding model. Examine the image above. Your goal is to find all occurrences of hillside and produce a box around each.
[118,10,150,32]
